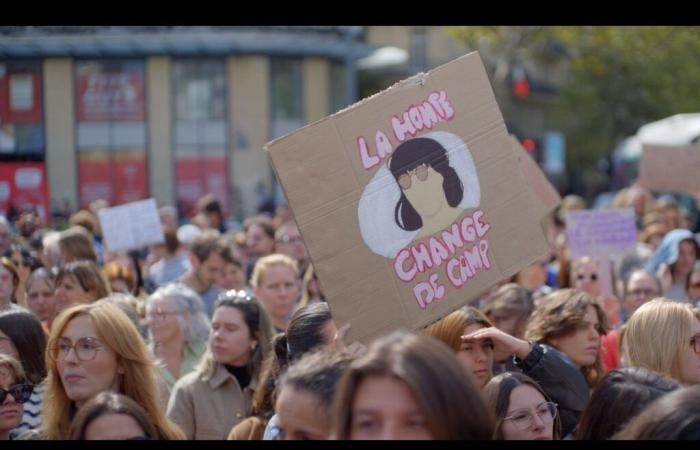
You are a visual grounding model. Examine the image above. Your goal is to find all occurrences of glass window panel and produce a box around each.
[330,61,348,113]
[202,120,226,147]
[75,59,148,207]
[77,123,110,149]
[270,59,303,121]
[174,121,199,147]
[14,124,44,154]
[172,59,229,217]
[110,122,146,148]
[0,61,44,159]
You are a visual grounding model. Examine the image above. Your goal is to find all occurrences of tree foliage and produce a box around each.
[450,26,700,171]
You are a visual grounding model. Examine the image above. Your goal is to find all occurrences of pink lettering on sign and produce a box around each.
[391,209,493,309]
[356,90,456,171]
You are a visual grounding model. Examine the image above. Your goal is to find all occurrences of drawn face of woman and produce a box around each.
[401,164,445,219]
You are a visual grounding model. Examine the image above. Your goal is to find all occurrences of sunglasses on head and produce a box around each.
[0,384,33,404]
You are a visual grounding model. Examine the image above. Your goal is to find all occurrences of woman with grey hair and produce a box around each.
[145,283,210,390]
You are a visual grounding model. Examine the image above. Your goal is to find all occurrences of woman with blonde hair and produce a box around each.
[620,299,700,385]
[423,307,495,387]
[29,301,184,440]
[251,254,300,332]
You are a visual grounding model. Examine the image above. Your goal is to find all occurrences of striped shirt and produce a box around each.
[13,380,45,433]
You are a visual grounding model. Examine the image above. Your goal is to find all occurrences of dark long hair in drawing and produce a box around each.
[389,137,464,231]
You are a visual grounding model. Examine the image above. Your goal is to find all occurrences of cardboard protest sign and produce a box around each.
[639,144,700,194]
[265,52,550,344]
[97,198,164,253]
[565,208,637,297]
[510,136,561,218]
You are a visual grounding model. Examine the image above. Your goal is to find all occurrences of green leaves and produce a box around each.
[449,26,700,173]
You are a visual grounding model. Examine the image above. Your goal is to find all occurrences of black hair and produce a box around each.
[577,366,680,440]
[389,137,464,231]
[250,302,333,420]
[277,350,352,411]
[613,384,700,440]
[0,308,47,384]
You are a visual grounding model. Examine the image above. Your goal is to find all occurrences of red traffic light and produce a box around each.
[522,138,536,152]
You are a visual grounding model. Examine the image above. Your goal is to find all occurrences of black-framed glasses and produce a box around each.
[502,401,558,431]
[0,384,33,404]
[53,337,105,362]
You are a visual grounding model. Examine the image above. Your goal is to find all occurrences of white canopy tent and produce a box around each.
[615,113,700,162]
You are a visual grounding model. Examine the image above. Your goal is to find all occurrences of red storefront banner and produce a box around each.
[175,156,229,218]
[0,72,43,124]
[79,153,148,208]
[76,70,145,122]
[0,162,50,223]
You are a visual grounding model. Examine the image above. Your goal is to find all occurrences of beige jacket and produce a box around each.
[166,360,256,440]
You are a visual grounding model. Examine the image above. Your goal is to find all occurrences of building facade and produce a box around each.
[0,26,371,222]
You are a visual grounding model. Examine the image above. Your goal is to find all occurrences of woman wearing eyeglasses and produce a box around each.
[145,284,210,390]
[621,299,700,385]
[69,392,160,440]
[463,289,609,437]
[0,354,33,440]
[26,300,184,440]
[483,372,560,440]
[166,290,274,439]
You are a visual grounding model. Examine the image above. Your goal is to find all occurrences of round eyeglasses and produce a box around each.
[502,401,558,431]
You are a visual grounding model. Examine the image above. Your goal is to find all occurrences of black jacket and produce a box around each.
[514,342,589,438]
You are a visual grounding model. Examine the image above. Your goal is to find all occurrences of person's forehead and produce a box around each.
[628,272,656,288]
[0,366,16,384]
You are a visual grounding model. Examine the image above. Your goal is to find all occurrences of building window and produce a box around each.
[410,30,428,73]
[75,60,148,208]
[269,58,304,208]
[172,59,228,219]
[270,58,303,139]
[0,61,44,158]
[330,60,349,114]
[0,61,49,222]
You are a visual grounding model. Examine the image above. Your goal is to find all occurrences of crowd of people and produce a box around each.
[2,184,700,440]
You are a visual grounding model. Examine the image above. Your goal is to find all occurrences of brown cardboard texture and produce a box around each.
[510,136,561,218]
[640,144,700,194]
[265,52,550,344]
